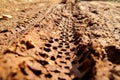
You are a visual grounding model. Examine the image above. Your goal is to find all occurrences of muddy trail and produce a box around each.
[0,1,120,80]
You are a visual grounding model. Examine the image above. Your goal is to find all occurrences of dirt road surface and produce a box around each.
[0,0,120,80]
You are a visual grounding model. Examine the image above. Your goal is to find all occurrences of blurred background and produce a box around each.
[0,0,120,3]
[0,0,119,15]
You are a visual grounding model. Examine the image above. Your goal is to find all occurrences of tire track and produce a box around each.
[0,1,95,80]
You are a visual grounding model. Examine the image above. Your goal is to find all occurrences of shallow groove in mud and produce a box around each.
[1,2,95,80]
[2,1,120,80]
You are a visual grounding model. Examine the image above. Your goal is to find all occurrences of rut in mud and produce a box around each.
[0,2,96,80]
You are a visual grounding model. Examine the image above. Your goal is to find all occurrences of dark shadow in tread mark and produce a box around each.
[64,73,71,76]
[57,55,62,58]
[44,47,51,52]
[76,45,87,56]
[65,57,70,60]
[58,45,63,48]
[69,40,74,43]
[58,77,66,80]
[61,49,67,51]
[45,73,52,78]
[37,60,48,66]
[58,51,62,54]
[54,38,59,42]
[51,56,56,61]
[59,42,63,45]
[48,40,54,43]
[11,72,17,77]
[39,53,49,59]
[105,46,120,64]
[28,66,42,76]
[53,70,60,73]
[64,43,69,45]
[64,52,70,56]
[70,47,75,52]
[26,41,35,49]
[19,62,28,76]
[20,68,28,75]
[50,37,53,39]
[65,46,70,49]
[74,39,80,45]
[19,64,28,75]
[72,77,79,80]
[52,46,57,50]
[45,43,51,47]
[0,29,9,33]
[60,61,66,64]
[64,66,70,69]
